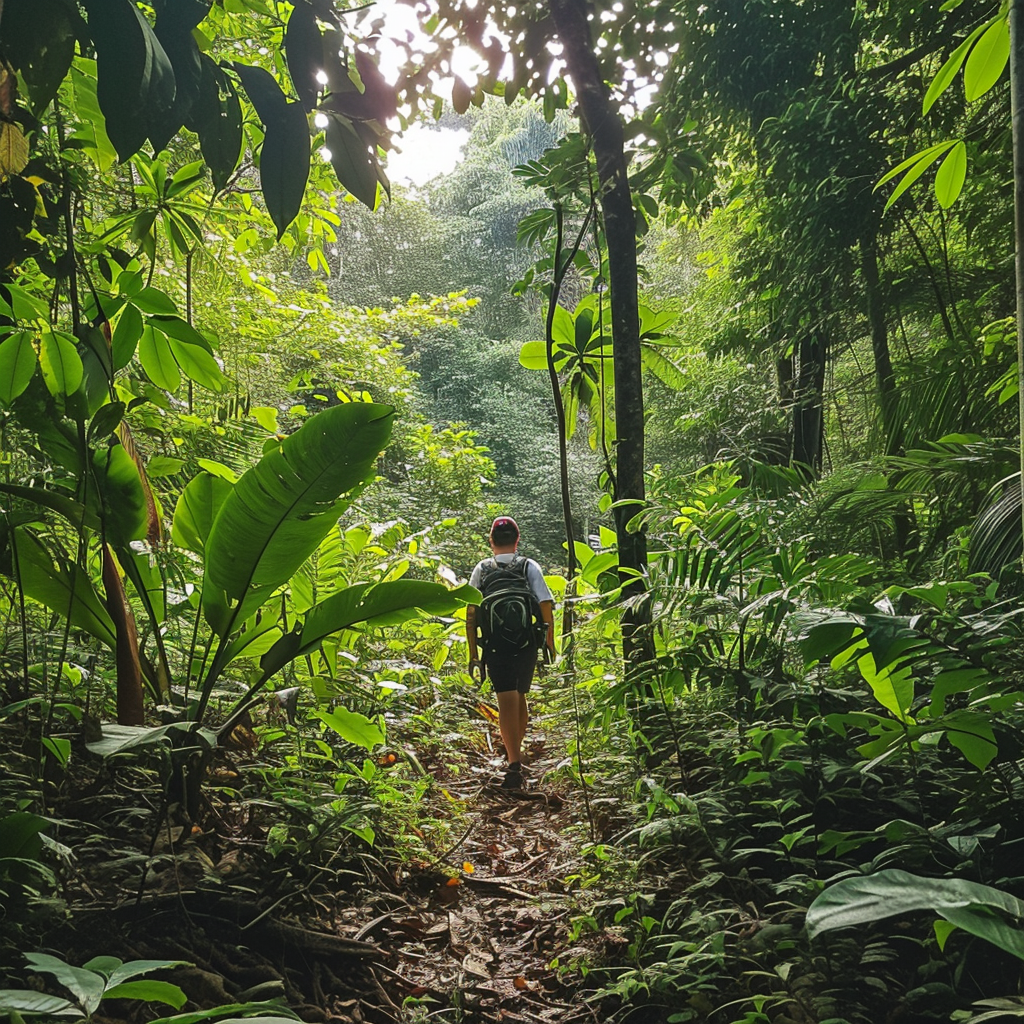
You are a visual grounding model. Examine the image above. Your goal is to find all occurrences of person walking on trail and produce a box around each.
[467,517,555,790]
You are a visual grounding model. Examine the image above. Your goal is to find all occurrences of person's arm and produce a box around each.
[540,599,555,661]
[466,605,484,678]
[466,606,480,662]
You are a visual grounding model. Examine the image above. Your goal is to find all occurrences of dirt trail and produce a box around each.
[362,716,601,1022]
[15,705,603,1024]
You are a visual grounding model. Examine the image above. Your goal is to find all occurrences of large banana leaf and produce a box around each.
[204,405,393,614]
[8,528,115,647]
[259,579,478,681]
[172,473,234,554]
[807,868,1024,961]
[92,443,148,547]
[0,482,99,532]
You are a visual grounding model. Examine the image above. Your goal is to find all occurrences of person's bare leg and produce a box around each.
[517,693,529,750]
[497,689,524,765]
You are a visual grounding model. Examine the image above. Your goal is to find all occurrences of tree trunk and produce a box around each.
[548,0,654,675]
[1010,0,1024,569]
[860,227,899,454]
[102,545,145,726]
[791,332,826,472]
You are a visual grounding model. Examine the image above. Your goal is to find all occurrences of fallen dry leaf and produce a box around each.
[461,954,491,980]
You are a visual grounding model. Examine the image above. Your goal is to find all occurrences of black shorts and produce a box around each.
[485,648,538,694]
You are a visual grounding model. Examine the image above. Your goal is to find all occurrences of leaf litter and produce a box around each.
[1,691,610,1024]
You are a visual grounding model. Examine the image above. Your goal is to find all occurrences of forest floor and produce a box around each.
[7,690,618,1024]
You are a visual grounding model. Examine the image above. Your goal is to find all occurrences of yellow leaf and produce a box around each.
[0,122,29,179]
[462,862,475,874]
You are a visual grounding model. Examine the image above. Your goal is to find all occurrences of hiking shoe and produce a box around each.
[500,763,524,790]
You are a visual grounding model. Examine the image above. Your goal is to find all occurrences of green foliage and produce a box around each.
[1,954,188,1020]
[808,870,1024,960]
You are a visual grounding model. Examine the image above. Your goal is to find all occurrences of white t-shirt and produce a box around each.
[469,553,553,605]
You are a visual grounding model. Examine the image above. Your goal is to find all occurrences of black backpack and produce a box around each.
[478,556,546,658]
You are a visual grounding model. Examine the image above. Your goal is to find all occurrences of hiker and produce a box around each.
[467,516,555,789]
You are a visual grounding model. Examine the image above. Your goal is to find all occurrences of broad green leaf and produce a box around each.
[934,140,967,208]
[148,456,186,478]
[964,15,1010,102]
[315,707,385,750]
[1,0,76,113]
[102,981,187,1008]
[807,869,1024,955]
[24,954,106,1015]
[196,459,238,482]
[858,651,913,721]
[923,21,990,114]
[85,723,216,758]
[2,282,48,321]
[252,407,279,433]
[877,140,959,188]
[580,552,618,585]
[941,904,1024,960]
[122,544,167,624]
[222,617,284,665]
[81,958,121,977]
[640,346,688,389]
[172,473,234,554]
[325,113,378,211]
[111,304,144,370]
[574,308,594,349]
[69,63,118,171]
[229,62,288,123]
[184,56,244,192]
[551,304,574,347]
[147,315,214,351]
[39,332,84,397]
[133,288,179,315]
[0,331,38,404]
[927,667,989,716]
[9,529,115,648]
[0,483,98,533]
[166,161,207,199]
[943,711,998,769]
[93,443,148,546]
[260,580,478,678]
[519,340,549,370]
[205,404,393,608]
[0,811,49,859]
[149,4,206,153]
[568,540,594,566]
[883,142,957,211]
[83,0,176,161]
[0,990,80,1016]
[89,401,126,442]
[638,302,677,338]
[149,1011,300,1024]
[139,325,181,391]
[261,101,312,237]
[796,617,859,667]
[284,0,323,109]
[934,919,958,950]
[166,337,227,393]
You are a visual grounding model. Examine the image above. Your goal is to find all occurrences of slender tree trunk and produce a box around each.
[860,228,900,454]
[1011,0,1024,569]
[791,332,826,472]
[545,204,579,583]
[548,0,654,675]
[862,224,917,552]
